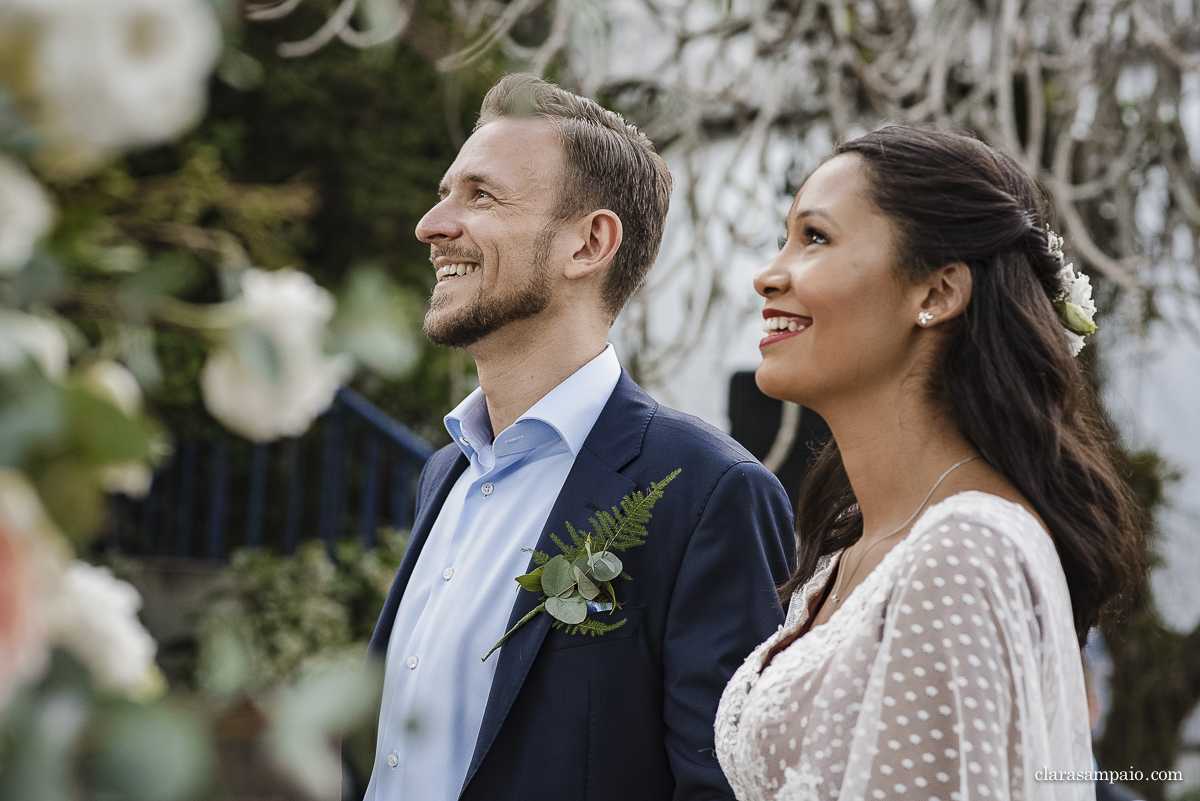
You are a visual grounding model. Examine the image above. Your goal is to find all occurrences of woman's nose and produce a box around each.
[754,256,789,299]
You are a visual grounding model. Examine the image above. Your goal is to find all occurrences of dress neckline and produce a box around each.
[785,490,1044,642]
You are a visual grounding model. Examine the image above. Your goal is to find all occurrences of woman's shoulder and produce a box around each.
[907,490,1058,564]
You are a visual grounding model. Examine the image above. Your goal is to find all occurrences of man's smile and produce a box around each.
[434,261,482,283]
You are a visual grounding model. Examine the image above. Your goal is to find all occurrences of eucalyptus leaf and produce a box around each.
[541,555,575,597]
[590,551,622,582]
[572,566,600,600]
[514,566,544,593]
[545,593,587,625]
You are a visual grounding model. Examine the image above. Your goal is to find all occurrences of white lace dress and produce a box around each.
[715,492,1094,801]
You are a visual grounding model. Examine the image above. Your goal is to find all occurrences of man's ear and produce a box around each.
[565,210,623,280]
[914,261,972,327]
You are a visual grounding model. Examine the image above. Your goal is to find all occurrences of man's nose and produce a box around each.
[416,199,462,243]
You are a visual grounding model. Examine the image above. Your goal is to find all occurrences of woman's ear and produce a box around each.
[914,261,972,327]
[565,209,623,280]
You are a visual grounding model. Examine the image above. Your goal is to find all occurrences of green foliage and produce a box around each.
[0,650,215,801]
[482,469,680,661]
[196,531,407,694]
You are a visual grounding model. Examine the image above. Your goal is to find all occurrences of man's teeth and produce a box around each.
[435,263,481,281]
[762,316,808,333]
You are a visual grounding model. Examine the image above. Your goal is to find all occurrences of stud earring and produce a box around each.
[917,312,935,325]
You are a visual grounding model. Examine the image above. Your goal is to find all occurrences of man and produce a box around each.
[357,74,794,801]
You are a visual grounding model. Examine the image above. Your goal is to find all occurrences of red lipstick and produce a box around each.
[759,308,812,348]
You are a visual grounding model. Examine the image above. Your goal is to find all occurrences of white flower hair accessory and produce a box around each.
[1047,228,1097,356]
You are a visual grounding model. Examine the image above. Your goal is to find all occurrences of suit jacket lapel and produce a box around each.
[367,448,468,657]
[462,371,656,790]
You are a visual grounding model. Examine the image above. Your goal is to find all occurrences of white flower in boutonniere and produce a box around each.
[1047,228,1098,357]
[483,469,681,662]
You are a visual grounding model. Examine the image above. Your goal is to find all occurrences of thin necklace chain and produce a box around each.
[829,455,981,603]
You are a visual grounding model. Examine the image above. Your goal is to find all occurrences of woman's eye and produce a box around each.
[777,234,788,251]
[804,226,828,246]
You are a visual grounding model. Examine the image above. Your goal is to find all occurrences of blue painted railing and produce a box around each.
[110,388,434,559]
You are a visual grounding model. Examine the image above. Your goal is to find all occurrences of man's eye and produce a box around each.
[777,234,787,251]
[476,189,492,200]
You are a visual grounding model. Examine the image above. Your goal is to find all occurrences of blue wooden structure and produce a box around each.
[111,388,434,559]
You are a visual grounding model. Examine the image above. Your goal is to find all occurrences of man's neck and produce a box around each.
[468,316,611,435]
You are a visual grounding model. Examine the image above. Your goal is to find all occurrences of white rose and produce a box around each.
[0,157,54,274]
[201,269,350,442]
[0,470,66,707]
[0,311,70,380]
[80,360,143,416]
[52,562,161,699]
[0,0,220,159]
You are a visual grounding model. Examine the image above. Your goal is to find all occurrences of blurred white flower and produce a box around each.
[0,157,54,273]
[0,0,220,164]
[0,311,70,380]
[202,269,350,442]
[80,360,143,415]
[99,462,153,499]
[53,562,162,699]
[0,470,66,707]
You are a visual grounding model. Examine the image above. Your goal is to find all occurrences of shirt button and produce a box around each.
[406,655,418,669]
[481,482,494,496]
[442,567,454,580]
[459,436,470,447]
[387,754,399,768]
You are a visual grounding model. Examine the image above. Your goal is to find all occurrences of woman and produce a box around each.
[715,126,1143,801]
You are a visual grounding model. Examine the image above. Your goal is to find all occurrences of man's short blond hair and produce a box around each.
[476,74,672,320]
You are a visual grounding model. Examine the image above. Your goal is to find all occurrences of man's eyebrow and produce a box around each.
[439,172,514,197]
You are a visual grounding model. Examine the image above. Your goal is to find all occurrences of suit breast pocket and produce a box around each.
[542,607,643,652]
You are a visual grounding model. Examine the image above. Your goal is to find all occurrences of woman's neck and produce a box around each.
[819,386,980,542]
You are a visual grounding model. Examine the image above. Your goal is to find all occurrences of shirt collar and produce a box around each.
[444,344,622,462]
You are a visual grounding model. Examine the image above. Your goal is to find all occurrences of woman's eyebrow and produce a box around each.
[792,208,836,226]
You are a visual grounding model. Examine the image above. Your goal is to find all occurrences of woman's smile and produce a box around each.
[759,308,812,348]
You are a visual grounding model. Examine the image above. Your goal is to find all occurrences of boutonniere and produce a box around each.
[482,469,681,661]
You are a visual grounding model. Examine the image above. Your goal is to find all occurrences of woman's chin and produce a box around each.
[754,363,809,407]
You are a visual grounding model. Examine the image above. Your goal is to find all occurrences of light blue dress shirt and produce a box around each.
[364,344,622,801]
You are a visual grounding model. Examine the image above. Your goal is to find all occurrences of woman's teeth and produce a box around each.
[762,316,808,333]
[436,263,481,281]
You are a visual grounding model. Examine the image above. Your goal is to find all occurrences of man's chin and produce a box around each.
[423,311,491,349]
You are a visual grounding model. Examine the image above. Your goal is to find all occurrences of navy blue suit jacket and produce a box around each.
[364,372,795,800]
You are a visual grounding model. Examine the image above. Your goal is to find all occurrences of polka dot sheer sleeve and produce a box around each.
[715,493,1094,801]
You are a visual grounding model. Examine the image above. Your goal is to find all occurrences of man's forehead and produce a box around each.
[442,117,564,190]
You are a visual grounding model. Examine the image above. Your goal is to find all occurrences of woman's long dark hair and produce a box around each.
[778,126,1143,643]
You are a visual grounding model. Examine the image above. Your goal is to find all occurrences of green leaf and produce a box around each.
[65,385,154,464]
[600,580,618,607]
[545,594,586,625]
[514,566,544,593]
[483,602,546,662]
[541,555,575,597]
[572,566,600,600]
[590,551,622,582]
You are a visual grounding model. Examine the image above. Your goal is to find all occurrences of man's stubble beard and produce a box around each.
[423,223,558,349]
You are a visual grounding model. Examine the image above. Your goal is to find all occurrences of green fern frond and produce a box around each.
[549,533,572,557]
[551,618,628,637]
[592,468,681,554]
